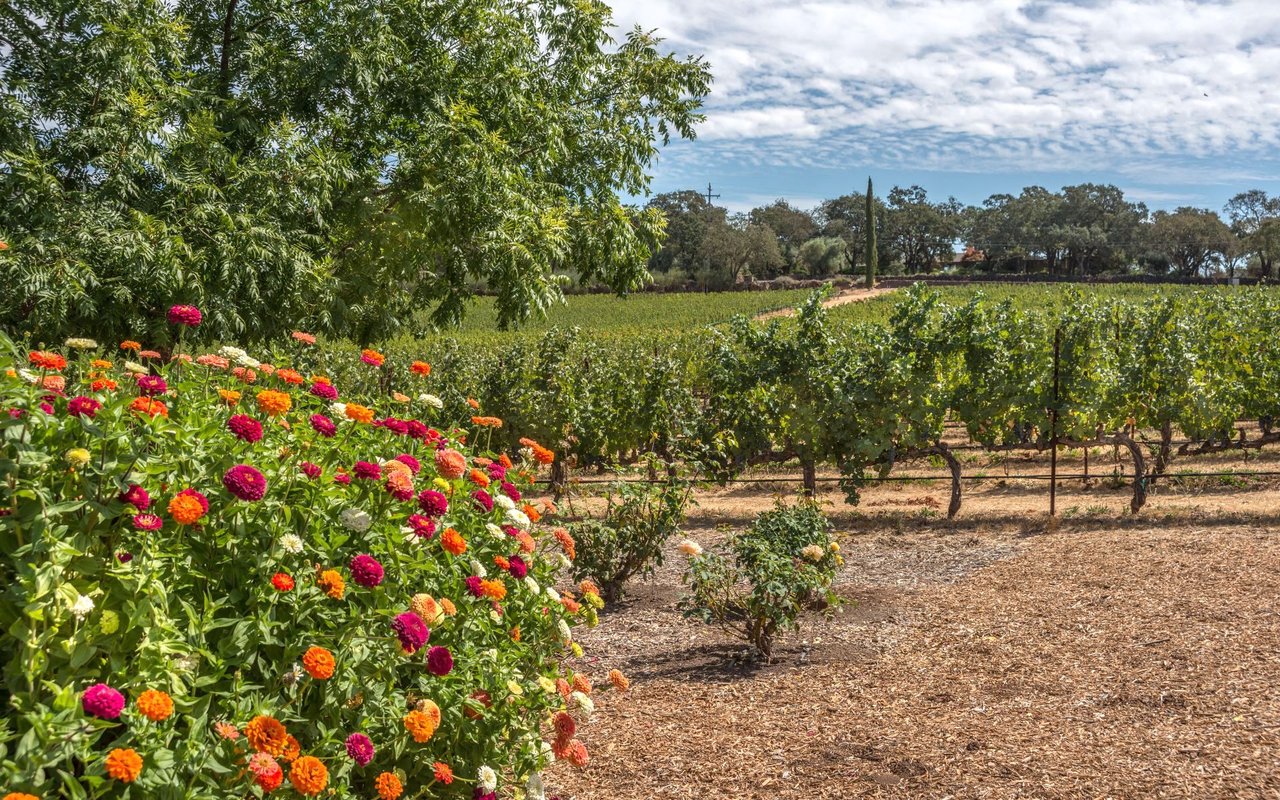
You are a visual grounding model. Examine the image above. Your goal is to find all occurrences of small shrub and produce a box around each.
[571,479,692,603]
[679,500,842,661]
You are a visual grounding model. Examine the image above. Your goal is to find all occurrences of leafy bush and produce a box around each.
[0,323,623,798]
[570,479,692,604]
[679,500,842,661]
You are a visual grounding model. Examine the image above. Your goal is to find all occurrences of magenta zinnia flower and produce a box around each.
[486,463,507,481]
[349,554,384,588]
[394,454,421,474]
[136,374,167,396]
[465,575,484,597]
[471,489,494,513]
[407,514,436,539]
[309,381,338,400]
[223,464,267,501]
[309,413,337,437]
[507,555,528,579]
[426,646,453,676]
[381,418,409,436]
[417,490,448,517]
[82,683,126,719]
[120,483,151,510]
[353,460,381,480]
[133,513,163,531]
[300,461,321,479]
[344,732,375,767]
[167,304,203,326]
[501,481,521,502]
[227,414,264,443]
[406,420,429,439]
[391,611,430,653]
[67,395,102,418]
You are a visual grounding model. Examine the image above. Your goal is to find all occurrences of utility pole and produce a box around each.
[703,182,720,207]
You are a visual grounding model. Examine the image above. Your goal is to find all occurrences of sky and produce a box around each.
[607,0,1280,214]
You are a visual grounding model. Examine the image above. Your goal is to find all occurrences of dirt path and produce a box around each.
[755,286,897,321]
[547,505,1280,799]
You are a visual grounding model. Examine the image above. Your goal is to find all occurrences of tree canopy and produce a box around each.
[0,0,711,344]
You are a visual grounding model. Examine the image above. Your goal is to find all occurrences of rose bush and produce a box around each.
[0,322,620,798]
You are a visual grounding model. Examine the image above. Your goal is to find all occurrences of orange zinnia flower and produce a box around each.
[402,710,437,743]
[317,569,345,599]
[120,340,142,351]
[255,389,291,416]
[440,528,466,556]
[479,579,507,601]
[467,468,491,488]
[288,756,328,795]
[105,748,143,782]
[276,368,304,385]
[466,397,480,410]
[360,348,386,366]
[572,673,592,695]
[281,734,301,763]
[410,361,431,377]
[136,689,174,721]
[344,403,374,424]
[434,448,466,479]
[470,415,503,428]
[245,715,289,755]
[608,668,630,691]
[291,331,316,345]
[375,772,403,800]
[218,388,241,405]
[439,598,457,616]
[214,720,240,740]
[91,358,113,369]
[523,503,541,523]
[167,493,205,525]
[432,761,454,784]
[41,375,65,392]
[130,396,168,418]
[554,528,576,560]
[91,377,119,391]
[302,647,335,679]
[4,793,39,800]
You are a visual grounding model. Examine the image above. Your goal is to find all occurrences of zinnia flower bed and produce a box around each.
[0,322,618,798]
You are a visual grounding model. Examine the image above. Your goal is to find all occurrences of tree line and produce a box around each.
[645,183,1280,288]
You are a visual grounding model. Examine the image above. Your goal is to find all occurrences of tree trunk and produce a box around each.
[801,458,816,497]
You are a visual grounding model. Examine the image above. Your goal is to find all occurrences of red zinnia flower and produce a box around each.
[271,573,295,591]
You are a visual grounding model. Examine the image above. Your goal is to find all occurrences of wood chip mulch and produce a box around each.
[546,521,1280,799]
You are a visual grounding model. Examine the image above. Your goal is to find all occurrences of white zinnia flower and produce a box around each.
[524,576,541,595]
[678,539,704,557]
[65,337,99,350]
[219,346,259,367]
[330,401,347,418]
[419,393,444,409]
[485,523,504,538]
[545,587,561,603]
[526,773,546,800]
[279,534,304,554]
[282,663,305,687]
[171,654,199,672]
[505,507,531,530]
[477,766,498,793]
[557,554,572,569]
[494,494,516,511]
[123,360,147,374]
[569,690,595,720]
[557,619,572,642]
[17,368,38,384]
[340,508,371,532]
[469,558,487,578]
[70,594,95,620]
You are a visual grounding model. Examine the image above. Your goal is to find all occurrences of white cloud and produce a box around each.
[609,0,1280,180]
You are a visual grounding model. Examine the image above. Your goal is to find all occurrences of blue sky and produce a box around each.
[609,0,1280,214]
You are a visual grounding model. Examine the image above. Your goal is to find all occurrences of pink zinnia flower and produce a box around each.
[486,463,507,481]
[391,611,430,653]
[507,555,528,579]
[417,490,448,517]
[82,683,126,719]
[349,554,384,588]
[381,418,409,436]
[309,382,338,400]
[407,514,436,539]
[120,484,151,510]
[300,461,321,479]
[135,374,167,396]
[394,454,421,474]
[501,481,521,502]
[465,576,484,597]
[227,414,264,443]
[309,414,336,437]
[167,305,203,326]
[353,461,381,480]
[133,513,163,531]
[344,733,375,767]
[426,646,453,676]
[471,489,494,513]
[406,420,429,440]
[67,395,101,418]
[223,464,267,501]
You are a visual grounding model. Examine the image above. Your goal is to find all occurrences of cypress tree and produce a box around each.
[865,176,878,288]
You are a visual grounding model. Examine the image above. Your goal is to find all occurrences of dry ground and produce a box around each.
[545,467,1280,799]
[754,286,898,320]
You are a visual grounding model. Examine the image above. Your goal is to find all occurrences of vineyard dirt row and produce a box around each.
[547,478,1280,799]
